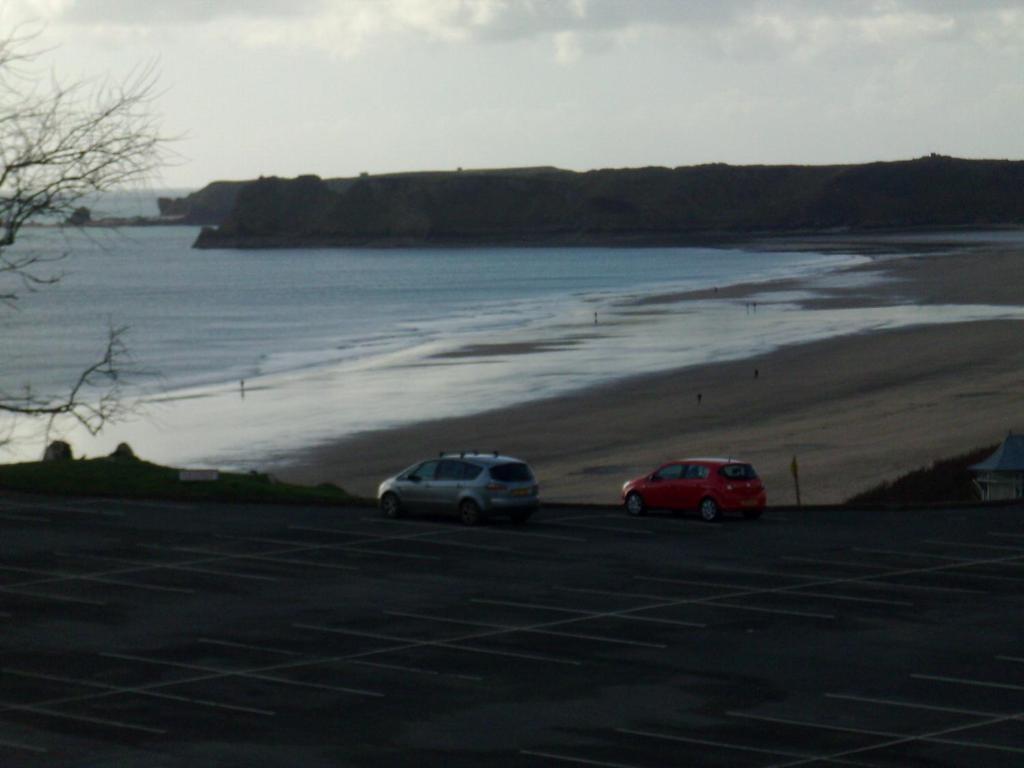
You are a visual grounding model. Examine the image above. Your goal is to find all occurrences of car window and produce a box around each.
[653,464,683,480]
[461,462,484,480]
[719,463,757,480]
[411,460,439,480]
[489,462,534,482]
[684,464,709,479]
[436,460,464,480]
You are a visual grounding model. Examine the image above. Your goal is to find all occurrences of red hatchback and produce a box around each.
[622,458,766,522]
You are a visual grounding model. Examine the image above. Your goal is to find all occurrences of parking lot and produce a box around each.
[1,492,1023,767]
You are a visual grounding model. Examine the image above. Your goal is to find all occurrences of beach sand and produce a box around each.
[275,245,1024,505]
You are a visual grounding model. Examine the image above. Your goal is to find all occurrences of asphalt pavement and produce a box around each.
[1,492,1023,767]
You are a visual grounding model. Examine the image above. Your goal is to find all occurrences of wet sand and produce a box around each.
[274,245,1024,505]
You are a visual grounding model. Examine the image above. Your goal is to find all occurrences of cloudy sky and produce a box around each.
[5,0,1022,188]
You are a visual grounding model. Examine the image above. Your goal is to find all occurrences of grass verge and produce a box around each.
[845,444,995,506]
[0,456,368,506]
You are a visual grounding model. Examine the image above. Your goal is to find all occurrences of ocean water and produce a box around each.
[3,217,1024,468]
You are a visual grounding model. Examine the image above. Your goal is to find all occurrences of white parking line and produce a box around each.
[705,601,836,620]
[826,692,1009,719]
[473,596,706,629]
[0,512,50,524]
[157,545,363,571]
[1,668,276,716]
[90,549,282,582]
[734,710,1024,760]
[198,638,301,656]
[989,531,1024,539]
[997,655,1024,664]
[0,701,166,734]
[295,622,583,666]
[852,547,962,561]
[925,539,1024,553]
[101,651,385,698]
[333,546,444,561]
[0,563,195,595]
[288,524,365,536]
[912,673,1024,692]
[728,710,905,739]
[563,586,836,620]
[0,737,47,753]
[851,580,985,595]
[783,555,893,570]
[472,598,594,614]
[0,585,108,606]
[540,522,653,535]
[616,727,837,761]
[472,528,587,543]
[383,610,668,648]
[849,552,1024,583]
[521,750,645,767]
[348,659,483,681]
[634,575,912,606]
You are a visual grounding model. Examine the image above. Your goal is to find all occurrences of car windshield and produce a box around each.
[489,463,534,482]
[719,463,758,480]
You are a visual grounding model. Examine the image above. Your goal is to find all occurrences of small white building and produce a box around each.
[971,433,1024,501]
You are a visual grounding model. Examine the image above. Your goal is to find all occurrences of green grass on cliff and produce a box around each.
[0,455,366,506]
[845,445,996,506]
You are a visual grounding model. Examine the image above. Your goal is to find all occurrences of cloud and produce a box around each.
[9,0,1022,62]
[53,0,325,25]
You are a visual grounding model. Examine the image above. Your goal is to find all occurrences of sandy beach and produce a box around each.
[275,243,1024,505]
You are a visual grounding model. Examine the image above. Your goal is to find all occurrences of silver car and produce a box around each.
[377,452,539,525]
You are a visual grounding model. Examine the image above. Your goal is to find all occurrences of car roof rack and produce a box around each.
[439,450,501,458]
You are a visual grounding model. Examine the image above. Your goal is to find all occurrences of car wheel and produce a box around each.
[509,509,533,525]
[459,498,483,526]
[625,492,646,517]
[699,496,721,522]
[380,492,403,519]
[742,508,763,520]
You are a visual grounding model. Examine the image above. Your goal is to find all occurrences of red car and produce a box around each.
[622,458,766,521]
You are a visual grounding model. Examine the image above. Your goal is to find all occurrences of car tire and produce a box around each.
[625,492,646,517]
[380,493,403,519]
[742,508,763,520]
[459,498,483,526]
[509,509,533,525]
[699,496,721,522]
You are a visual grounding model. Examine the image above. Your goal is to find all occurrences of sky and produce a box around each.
[3,0,1022,189]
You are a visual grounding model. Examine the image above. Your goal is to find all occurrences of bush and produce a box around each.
[846,445,996,505]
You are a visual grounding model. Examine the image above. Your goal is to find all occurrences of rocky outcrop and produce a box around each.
[192,157,1024,249]
[158,180,250,225]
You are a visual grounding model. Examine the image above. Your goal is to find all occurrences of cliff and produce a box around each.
[158,180,250,225]
[188,157,1024,248]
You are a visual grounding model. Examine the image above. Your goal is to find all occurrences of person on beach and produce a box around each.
[697,393,702,405]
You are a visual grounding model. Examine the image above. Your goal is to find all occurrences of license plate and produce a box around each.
[511,488,531,497]
[741,499,758,507]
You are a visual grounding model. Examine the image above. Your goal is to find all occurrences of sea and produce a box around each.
[3,191,1024,469]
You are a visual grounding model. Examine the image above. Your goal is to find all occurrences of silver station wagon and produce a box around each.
[378,452,539,525]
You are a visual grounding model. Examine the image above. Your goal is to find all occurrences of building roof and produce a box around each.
[970,434,1024,472]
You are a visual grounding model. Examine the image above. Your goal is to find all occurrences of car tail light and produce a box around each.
[486,482,507,491]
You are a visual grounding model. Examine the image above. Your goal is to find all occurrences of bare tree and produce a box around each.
[0,28,164,443]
